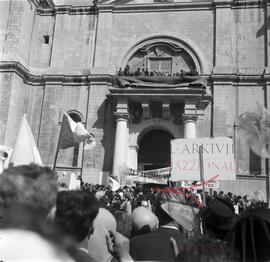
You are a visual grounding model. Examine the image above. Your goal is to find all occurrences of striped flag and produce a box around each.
[58,112,95,149]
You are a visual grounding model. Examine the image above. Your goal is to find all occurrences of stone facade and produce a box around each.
[0,0,270,196]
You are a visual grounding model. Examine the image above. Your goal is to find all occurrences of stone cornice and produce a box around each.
[1,61,270,86]
[98,2,213,13]
[37,5,96,15]
[232,0,268,8]
[209,73,269,84]
[108,87,212,107]
[0,61,112,86]
[98,0,266,12]
[35,0,266,15]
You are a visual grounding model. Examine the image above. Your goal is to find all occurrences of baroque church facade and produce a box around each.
[0,0,269,195]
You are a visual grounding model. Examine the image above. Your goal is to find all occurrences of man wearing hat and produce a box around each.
[226,207,270,261]
[200,197,239,240]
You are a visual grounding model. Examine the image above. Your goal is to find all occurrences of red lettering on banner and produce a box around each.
[222,162,229,170]
[190,161,197,170]
[211,162,220,170]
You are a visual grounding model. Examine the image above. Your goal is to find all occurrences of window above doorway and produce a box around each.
[123,41,198,77]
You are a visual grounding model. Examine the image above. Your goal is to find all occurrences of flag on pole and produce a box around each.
[237,103,270,158]
[9,114,43,166]
[108,176,121,192]
[58,112,95,149]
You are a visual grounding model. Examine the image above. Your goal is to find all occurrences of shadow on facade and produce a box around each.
[92,99,115,171]
[256,16,270,38]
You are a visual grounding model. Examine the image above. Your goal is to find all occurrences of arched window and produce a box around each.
[67,111,83,167]
[68,111,83,123]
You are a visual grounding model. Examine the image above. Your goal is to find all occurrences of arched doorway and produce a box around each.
[138,129,173,171]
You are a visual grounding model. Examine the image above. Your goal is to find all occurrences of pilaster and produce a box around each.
[162,101,170,119]
[213,0,234,74]
[266,1,270,73]
[142,101,150,119]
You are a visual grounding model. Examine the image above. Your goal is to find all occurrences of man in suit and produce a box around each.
[130,193,188,261]
[131,206,158,237]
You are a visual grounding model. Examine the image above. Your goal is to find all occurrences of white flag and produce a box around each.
[10,114,43,166]
[108,176,120,192]
[58,112,95,149]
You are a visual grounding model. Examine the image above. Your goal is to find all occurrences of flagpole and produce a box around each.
[80,85,91,185]
[52,119,62,171]
[199,145,206,206]
[37,86,46,147]
[52,146,59,170]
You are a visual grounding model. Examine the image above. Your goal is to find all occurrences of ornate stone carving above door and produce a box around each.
[126,41,197,77]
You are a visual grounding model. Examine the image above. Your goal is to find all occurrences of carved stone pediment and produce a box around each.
[123,41,196,77]
[138,42,182,56]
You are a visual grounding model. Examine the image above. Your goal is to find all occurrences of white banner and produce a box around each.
[140,167,170,177]
[125,175,168,185]
[171,137,236,181]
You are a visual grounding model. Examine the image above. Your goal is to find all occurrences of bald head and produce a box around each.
[88,208,116,262]
[131,207,158,236]
[93,208,117,230]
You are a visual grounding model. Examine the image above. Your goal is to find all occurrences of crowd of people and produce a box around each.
[116,65,198,77]
[1,164,270,261]
[81,182,266,215]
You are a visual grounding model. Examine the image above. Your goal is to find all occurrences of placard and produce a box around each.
[171,137,236,181]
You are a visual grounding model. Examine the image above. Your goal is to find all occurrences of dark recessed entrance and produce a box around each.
[138,129,173,171]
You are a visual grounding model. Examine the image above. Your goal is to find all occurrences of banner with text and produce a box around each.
[125,167,170,185]
[126,175,168,185]
[171,137,236,181]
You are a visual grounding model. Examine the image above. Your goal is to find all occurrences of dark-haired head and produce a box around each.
[55,190,99,243]
[176,237,236,262]
[0,164,57,217]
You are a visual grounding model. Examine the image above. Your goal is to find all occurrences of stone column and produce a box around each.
[183,117,197,138]
[112,100,129,179]
[183,100,198,138]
